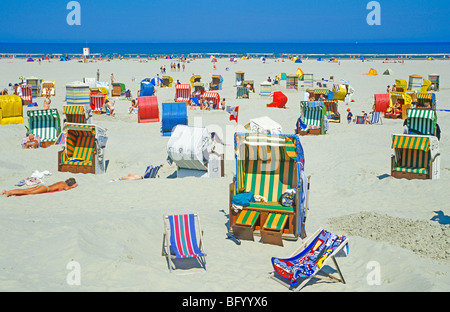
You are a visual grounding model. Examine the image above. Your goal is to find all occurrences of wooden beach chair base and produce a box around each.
[232,210,260,241]
[261,213,288,246]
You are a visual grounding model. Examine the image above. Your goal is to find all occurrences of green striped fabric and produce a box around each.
[62,128,95,166]
[27,109,61,142]
[393,166,428,174]
[263,213,288,231]
[235,210,260,226]
[301,105,324,127]
[247,202,294,213]
[406,109,436,136]
[64,105,87,124]
[394,148,429,173]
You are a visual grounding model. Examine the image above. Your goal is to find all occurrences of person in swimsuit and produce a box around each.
[1,178,77,197]
[23,134,39,149]
[43,94,51,109]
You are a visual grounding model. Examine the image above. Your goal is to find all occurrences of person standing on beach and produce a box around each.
[97,69,100,81]
[177,63,180,71]
[43,94,51,109]
[110,73,115,85]
[182,63,185,72]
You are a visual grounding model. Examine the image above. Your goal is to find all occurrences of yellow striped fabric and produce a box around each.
[235,210,260,226]
[263,213,288,231]
[392,135,429,152]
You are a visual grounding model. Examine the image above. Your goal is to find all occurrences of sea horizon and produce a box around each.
[1,41,450,58]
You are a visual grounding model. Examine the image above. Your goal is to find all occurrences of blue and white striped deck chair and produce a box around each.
[144,164,163,179]
[370,111,382,125]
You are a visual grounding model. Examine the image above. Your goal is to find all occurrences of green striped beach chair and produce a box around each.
[406,108,437,136]
[299,101,326,135]
[391,134,440,180]
[63,105,92,124]
[229,133,310,244]
[58,123,108,174]
[27,109,61,147]
[236,86,249,99]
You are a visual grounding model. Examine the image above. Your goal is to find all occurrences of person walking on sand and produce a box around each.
[97,69,100,81]
[1,178,77,197]
[110,73,115,85]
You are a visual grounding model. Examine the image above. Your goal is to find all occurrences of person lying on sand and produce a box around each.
[23,134,39,149]
[1,178,77,197]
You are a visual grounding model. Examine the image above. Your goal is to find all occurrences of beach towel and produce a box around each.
[232,192,255,207]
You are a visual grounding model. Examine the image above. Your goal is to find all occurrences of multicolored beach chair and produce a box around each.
[297,101,326,135]
[270,228,349,291]
[229,133,310,245]
[58,123,108,174]
[162,213,207,272]
[63,105,92,124]
[323,100,340,123]
[26,109,61,148]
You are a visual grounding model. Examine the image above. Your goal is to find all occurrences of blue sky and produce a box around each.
[0,0,449,43]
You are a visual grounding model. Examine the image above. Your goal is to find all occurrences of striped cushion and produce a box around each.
[235,210,260,226]
[263,213,288,231]
[62,129,95,166]
[302,106,323,126]
[393,167,428,174]
[64,106,87,124]
[247,202,294,213]
[168,214,204,259]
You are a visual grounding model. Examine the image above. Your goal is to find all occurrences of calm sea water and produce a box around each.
[1,42,450,58]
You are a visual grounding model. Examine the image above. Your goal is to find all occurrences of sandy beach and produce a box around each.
[0,56,449,292]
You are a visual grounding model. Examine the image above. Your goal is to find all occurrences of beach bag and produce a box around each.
[280,189,296,207]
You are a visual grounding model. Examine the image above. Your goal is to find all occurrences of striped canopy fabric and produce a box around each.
[408,75,422,92]
[203,92,220,104]
[66,83,90,106]
[323,100,338,115]
[260,82,272,97]
[90,94,105,112]
[314,89,329,95]
[27,109,61,142]
[19,84,32,101]
[175,84,191,102]
[303,73,313,87]
[300,103,325,127]
[61,124,96,166]
[406,109,436,136]
[168,214,205,259]
[392,134,430,152]
[64,105,87,124]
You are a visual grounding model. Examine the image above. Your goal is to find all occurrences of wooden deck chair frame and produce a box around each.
[270,228,348,291]
[162,213,207,273]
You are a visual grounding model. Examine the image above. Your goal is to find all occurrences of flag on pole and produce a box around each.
[229,106,239,123]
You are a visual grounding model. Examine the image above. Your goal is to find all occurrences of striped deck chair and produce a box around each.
[355,116,365,124]
[27,109,61,147]
[144,164,163,179]
[406,109,436,136]
[59,125,97,174]
[323,100,340,123]
[175,84,191,103]
[300,102,325,134]
[63,105,91,124]
[270,228,349,291]
[370,111,382,125]
[162,213,207,272]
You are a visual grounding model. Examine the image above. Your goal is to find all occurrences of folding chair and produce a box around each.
[144,165,163,179]
[162,213,207,272]
[370,111,383,125]
[270,228,349,291]
[355,116,365,124]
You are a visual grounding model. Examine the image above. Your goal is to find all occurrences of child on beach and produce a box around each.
[104,99,115,116]
[128,99,139,114]
[43,94,51,109]
[347,108,353,124]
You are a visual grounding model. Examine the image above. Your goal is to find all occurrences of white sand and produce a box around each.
[0,57,449,292]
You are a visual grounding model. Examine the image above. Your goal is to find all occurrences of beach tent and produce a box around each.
[374,93,390,114]
[408,74,423,92]
[267,91,287,109]
[295,58,302,63]
[139,81,155,97]
[241,56,247,60]
[428,74,439,91]
[286,75,299,90]
[210,75,223,90]
[60,56,70,61]
[41,81,56,96]
[27,58,34,62]
[58,123,108,174]
[366,68,378,76]
[259,81,272,97]
[27,108,61,148]
[303,73,313,87]
[297,101,327,135]
[138,96,160,123]
[167,125,224,178]
[296,68,304,80]
[111,83,126,97]
[391,134,440,180]
[66,81,90,106]
[317,57,324,61]
[25,77,43,97]
[161,102,188,136]
[276,73,287,81]
[383,68,393,75]
[174,84,191,103]
[162,76,173,87]
[190,75,201,87]
[248,116,282,135]
[229,133,308,244]
[428,57,435,61]
[0,95,24,125]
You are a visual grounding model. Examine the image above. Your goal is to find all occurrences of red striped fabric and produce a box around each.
[175,84,191,102]
[90,93,105,112]
[18,84,32,101]
[203,92,220,104]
